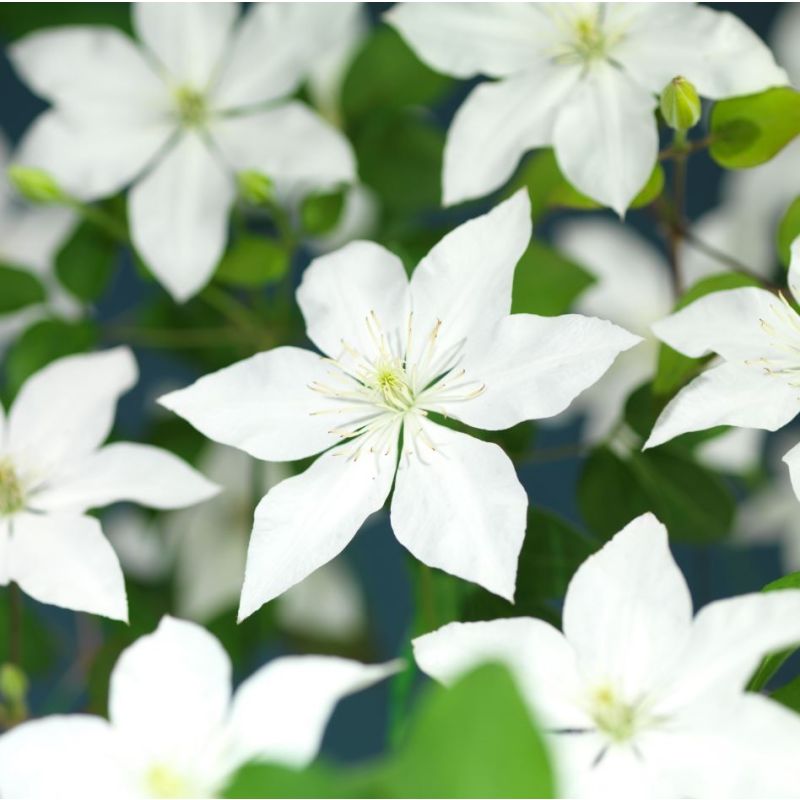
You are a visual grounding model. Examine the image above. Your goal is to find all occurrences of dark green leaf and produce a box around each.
[777,195,800,268]
[710,87,800,169]
[215,236,289,288]
[511,239,595,316]
[0,2,132,38]
[771,674,800,713]
[55,221,117,302]
[0,264,46,314]
[300,189,346,236]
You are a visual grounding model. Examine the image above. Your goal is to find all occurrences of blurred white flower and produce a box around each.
[0,616,398,799]
[387,3,785,213]
[555,217,765,472]
[647,237,800,498]
[415,513,800,799]
[160,191,640,618]
[10,3,357,302]
[0,348,218,621]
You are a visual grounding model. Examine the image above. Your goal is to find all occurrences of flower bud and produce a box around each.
[0,663,28,708]
[7,165,66,204]
[237,170,274,206]
[660,76,701,132]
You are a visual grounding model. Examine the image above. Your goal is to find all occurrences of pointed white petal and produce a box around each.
[0,519,10,586]
[614,4,788,99]
[789,235,800,305]
[651,286,783,360]
[408,190,531,362]
[30,442,218,514]
[239,436,398,620]
[696,427,765,475]
[645,362,800,449]
[772,3,800,87]
[10,512,127,621]
[129,133,235,302]
[296,240,410,359]
[1,206,76,275]
[386,3,546,78]
[159,347,343,462]
[0,715,132,800]
[391,419,526,600]
[563,513,693,696]
[228,655,399,768]
[133,2,237,88]
[110,617,231,764]
[413,618,586,729]
[443,66,579,205]
[781,439,800,501]
[211,101,355,191]
[8,347,137,482]
[553,61,658,215]
[452,313,641,430]
[212,4,362,109]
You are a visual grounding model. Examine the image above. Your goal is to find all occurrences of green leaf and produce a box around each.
[0,2,132,38]
[379,664,556,798]
[55,220,118,302]
[342,26,453,124]
[653,271,761,395]
[300,189,346,236]
[215,236,289,288]
[2,318,97,400]
[777,195,800,267]
[771,674,800,713]
[224,762,362,799]
[710,87,800,169]
[511,239,595,316]
[0,264,46,314]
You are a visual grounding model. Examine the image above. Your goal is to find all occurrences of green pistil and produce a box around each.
[174,86,207,127]
[0,460,24,517]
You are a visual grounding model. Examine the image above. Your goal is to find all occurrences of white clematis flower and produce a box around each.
[0,616,398,799]
[159,190,640,618]
[10,2,356,302]
[0,348,218,621]
[387,2,786,213]
[646,237,800,498]
[555,217,765,472]
[414,512,800,799]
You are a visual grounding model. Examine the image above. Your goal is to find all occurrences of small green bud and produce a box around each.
[0,663,28,707]
[660,76,702,132]
[300,188,346,236]
[237,170,274,206]
[7,165,66,204]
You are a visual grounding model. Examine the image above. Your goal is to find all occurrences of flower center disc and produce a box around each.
[589,685,640,743]
[175,86,207,127]
[0,460,24,517]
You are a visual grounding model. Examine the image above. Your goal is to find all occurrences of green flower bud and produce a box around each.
[237,170,274,206]
[660,76,702,132]
[7,165,66,204]
[0,663,28,707]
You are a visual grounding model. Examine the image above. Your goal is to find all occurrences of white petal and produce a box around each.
[212,4,363,109]
[452,313,641,430]
[296,240,410,360]
[645,362,800,449]
[390,419,526,600]
[1,206,76,275]
[413,618,586,729]
[408,190,531,363]
[563,513,693,696]
[0,715,133,800]
[30,442,219,514]
[781,439,800,501]
[614,4,788,99]
[109,617,231,766]
[133,2,237,88]
[386,3,547,78]
[9,512,127,621]
[211,101,355,191]
[663,590,800,710]
[789,235,800,304]
[772,3,800,88]
[553,61,658,215]
[129,133,235,303]
[14,109,173,201]
[238,437,398,620]
[227,655,399,768]
[651,286,782,360]
[159,347,343,462]
[696,427,765,475]
[8,347,137,483]
[0,519,10,586]
[443,65,580,205]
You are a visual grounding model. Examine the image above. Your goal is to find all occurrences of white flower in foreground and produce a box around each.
[387,2,786,213]
[554,217,765,472]
[10,3,356,302]
[414,513,800,799]
[160,190,640,618]
[0,616,398,799]
[0,348,217,620]
[646,237,800,497]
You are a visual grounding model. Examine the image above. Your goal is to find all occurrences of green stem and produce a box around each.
[106,324,269,350]
[68,200,129,243]
[200,285,266,336]
[9,585,21,666]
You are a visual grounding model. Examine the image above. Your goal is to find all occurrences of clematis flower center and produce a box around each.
[145,764,193,799]
[746,293,800,383]
[549,7,628,66]
[589,685,641,743]
[174,86,207,127]
[0,459,25,517]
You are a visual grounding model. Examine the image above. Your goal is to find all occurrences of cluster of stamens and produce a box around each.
[748,293,800,384]
[0,458,24,517]
[174,85,207,127]
[588,685,642,744]
[550,8,627,67]
[308,311,485,462]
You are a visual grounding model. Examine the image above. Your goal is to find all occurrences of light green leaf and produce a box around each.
[0,264,46,314]
[215,236,289,288]
[777,195,800,268]
[710,87,800,169]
